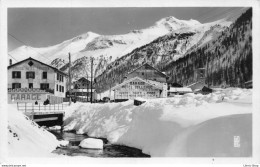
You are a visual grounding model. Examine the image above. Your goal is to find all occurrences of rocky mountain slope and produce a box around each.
[9,8,250,92]
[95,8,252,92]
[9,16,203,78]
[163,8,252,87]
[9,14,233,79]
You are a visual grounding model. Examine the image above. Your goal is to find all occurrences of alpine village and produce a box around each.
[6,7,253,158]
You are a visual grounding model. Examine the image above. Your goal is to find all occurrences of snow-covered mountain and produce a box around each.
[9,15,232,79]
[95,8,252,92]
[9,32,100,64]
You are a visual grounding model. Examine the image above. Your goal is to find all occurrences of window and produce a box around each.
[56,85,59,91]
[57,73,59,80]
[59,85,62,92]
[62,86,64,92]
[26,71,35,79]
[42,72,47,79]
[29,83,33,89]
[12,71,21,78]
[40,83,49,90]
[12,83,21,89]
[60,75,62,82]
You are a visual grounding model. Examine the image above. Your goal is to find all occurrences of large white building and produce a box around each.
[112,63,168,100]
[8,57,67,103]
[112,76,167,100]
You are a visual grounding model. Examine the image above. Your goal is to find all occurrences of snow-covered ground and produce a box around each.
[63,88,252,157]
[7,105,65,157]
[5,88,252,157]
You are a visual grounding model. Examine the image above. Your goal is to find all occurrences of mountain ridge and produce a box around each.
[8,11,246,87]
[94,8,252,92]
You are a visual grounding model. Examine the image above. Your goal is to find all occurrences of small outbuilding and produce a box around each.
[168,87,193,96]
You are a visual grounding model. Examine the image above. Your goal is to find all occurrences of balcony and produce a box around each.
[43,88,54,94]
[8,88,54,94]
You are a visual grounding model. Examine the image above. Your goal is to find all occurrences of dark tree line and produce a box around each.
[94,8,252,92]
[163,8,252,88]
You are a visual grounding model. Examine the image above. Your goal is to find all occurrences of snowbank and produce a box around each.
[7,105,61,157]
[79,138,103,149]
[63,88,252,157]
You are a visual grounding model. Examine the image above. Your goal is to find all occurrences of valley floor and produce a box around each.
[63,88,252,157]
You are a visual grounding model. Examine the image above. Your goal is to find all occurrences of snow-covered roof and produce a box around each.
[71,89,96,92]
[127,63,167,77]
[168,87,192,93]
[134,97,147,102]
[111,76,164,91]
[146,79,165,89]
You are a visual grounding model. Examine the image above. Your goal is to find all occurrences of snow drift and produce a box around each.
[7,105,61,157]
[63,88,252,157]
[79,138,104,149]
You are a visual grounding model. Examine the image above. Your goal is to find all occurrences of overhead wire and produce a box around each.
[8,53,18,62]
[8,33,52,62]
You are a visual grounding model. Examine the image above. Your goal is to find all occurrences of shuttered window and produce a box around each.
[12,83,21,89]
[12,71,21,78]
[40,83,49,90]
[26,71,35,79]
[42,72,47,79]
[29,83,33,89]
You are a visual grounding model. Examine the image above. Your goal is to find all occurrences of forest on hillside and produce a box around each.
[163,8,252,87]
[94,8,252,92]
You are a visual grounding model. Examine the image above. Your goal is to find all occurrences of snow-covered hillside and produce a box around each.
[7,105,63,157]
[9,32,100,65]
[95,8,252,92]
[63,88,252,157]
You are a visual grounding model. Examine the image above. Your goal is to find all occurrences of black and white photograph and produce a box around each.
[0,0,260,166]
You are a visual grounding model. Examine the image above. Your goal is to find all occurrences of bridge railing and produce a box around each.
[17,102,69,113]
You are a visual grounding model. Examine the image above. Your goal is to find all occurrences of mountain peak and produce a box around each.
[85,31,100,37]
[71,31,100,42]
[156,16,181,24]
[156,16,201,28]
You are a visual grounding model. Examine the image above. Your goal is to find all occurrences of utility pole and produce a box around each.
[207,55,209,88]
[87,74,89,102]
[109,83,111,102]
[90,57,93,103]
[85,74,88,102]
[68,53,72,105]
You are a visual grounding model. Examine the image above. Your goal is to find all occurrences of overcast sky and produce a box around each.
[8,7,243,51]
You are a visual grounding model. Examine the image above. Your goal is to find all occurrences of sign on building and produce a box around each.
[112,77,167,100]
[8,88,49,103]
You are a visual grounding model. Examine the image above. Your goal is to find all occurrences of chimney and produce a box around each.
[9,59,12,66]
